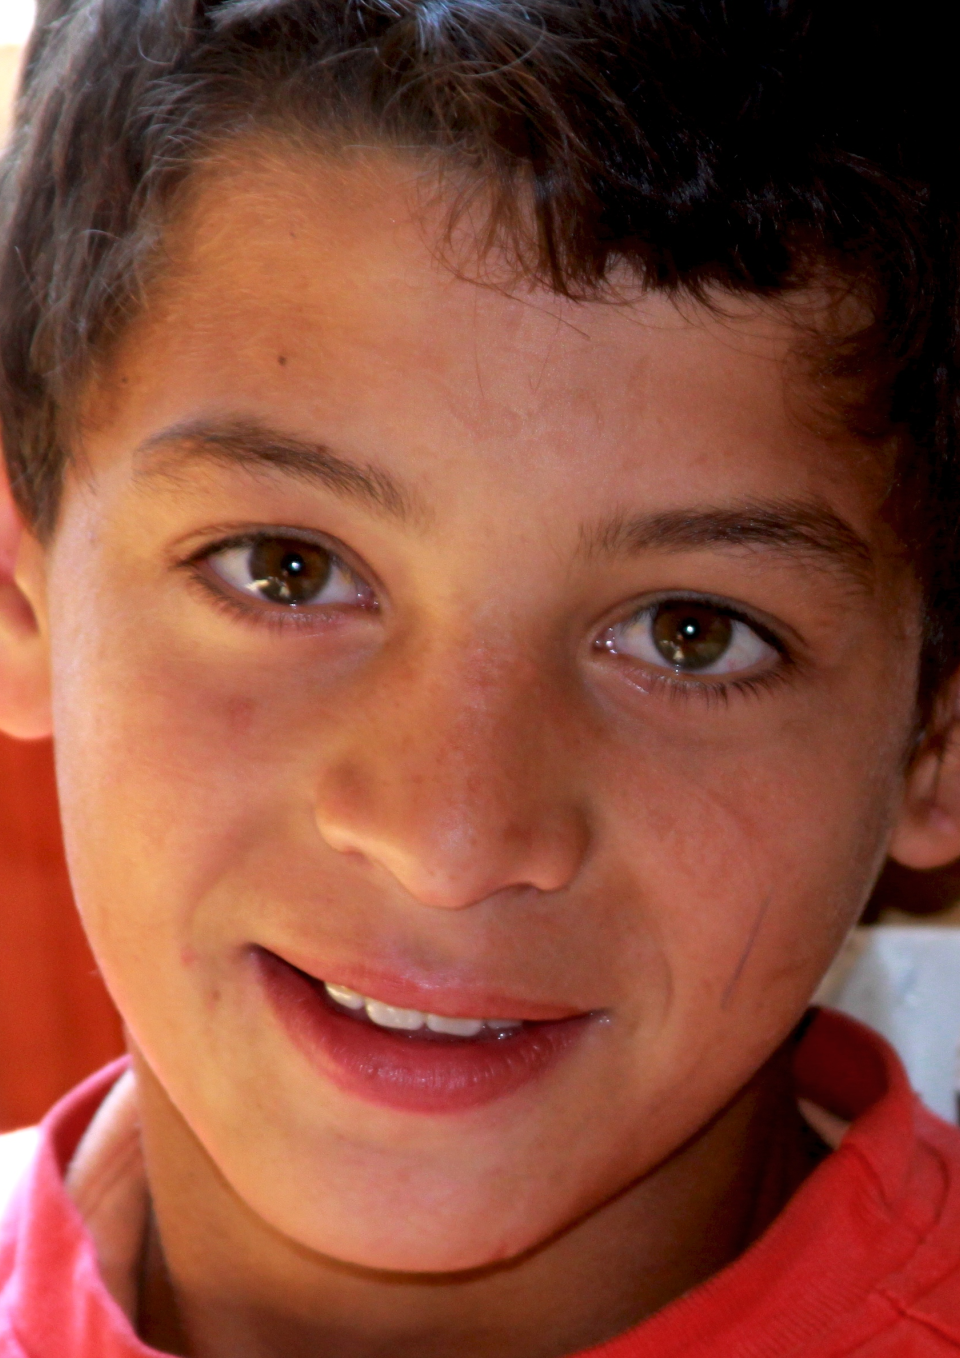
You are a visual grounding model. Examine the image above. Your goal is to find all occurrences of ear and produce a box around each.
[0,460,51,740]
[888,675,960,871]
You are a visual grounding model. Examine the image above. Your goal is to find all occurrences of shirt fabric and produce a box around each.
[1,1008,960,1355]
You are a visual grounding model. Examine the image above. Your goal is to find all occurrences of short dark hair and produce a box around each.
[2,0,960,710]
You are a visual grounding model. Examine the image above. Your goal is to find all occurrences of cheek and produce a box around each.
[595,702,905,1037]
[48,584,306,979]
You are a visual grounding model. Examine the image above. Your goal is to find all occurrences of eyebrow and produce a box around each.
[134,417,421,524]
[135,420,875,587]
[581,500,876,588]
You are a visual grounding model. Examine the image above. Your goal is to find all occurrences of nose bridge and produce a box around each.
[314,639,588,908]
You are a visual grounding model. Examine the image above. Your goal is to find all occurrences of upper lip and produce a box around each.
[256,946,590,1023]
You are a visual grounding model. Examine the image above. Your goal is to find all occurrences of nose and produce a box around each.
[313,644,589,910]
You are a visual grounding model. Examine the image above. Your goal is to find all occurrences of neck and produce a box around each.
[133,1041,820,1358]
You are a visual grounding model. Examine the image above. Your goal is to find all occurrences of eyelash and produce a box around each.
[598,596,795,707]
[187,572,320,633]
[181,532,797,706]
[626,664,794,709]
[180,530,376,633]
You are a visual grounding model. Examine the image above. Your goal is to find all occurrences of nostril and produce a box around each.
[314,752,589,908]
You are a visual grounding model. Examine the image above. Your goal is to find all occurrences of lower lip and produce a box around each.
[255,948,590,1114]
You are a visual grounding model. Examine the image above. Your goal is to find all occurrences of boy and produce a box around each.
[0,0,960,1352]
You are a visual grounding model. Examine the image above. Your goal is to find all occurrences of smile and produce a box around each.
[255,948,595,1115]
[323,981,524,1038]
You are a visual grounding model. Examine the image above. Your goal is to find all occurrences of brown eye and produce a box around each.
[248,538,332,605]
[205,536,374,610]
[603,599,776,677]
[651,603,733,670]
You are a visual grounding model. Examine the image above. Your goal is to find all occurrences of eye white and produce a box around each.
[207,543,364,606]
[609,607,776,675]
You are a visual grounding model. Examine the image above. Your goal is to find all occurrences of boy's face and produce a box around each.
[18,149,921,1271]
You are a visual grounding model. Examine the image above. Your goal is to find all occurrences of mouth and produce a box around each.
[254,947,595,1114]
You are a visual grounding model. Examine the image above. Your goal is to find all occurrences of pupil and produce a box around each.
[249,538,332,605]
[652,604,732,670]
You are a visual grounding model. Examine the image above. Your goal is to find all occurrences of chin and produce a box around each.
[307,1221,536,1276]
[241,1162,555,1275]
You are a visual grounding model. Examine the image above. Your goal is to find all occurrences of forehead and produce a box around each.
[86,142,891,544]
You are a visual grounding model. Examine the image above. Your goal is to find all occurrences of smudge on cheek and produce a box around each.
[220,694,258,739]
[720,892,772,1008]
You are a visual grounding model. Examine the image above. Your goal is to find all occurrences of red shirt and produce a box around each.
[1,1009,960,1355]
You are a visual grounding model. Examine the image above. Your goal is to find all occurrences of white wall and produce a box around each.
[0,3,36,48]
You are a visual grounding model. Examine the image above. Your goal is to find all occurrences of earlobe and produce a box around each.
[888,677,960,871]
[0,463,52,740]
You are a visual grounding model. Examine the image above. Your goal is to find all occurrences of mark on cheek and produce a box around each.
[721,892,772,1009]
[222,695,258,737]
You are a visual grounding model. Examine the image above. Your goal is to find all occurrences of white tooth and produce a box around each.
[426,1014,484,1037]
[325,983,365,1010]
[365,999,425,1031]
[485,1019,522,1030]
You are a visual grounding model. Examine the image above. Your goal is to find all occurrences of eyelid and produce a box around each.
[181,525,335,566]
[605,591,791,658]
[178,526,382,626]
[619,665,794,707]
[596,592,798,705]
[177,524,383,597]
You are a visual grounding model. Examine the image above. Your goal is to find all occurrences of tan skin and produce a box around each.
[2,144,960,1358]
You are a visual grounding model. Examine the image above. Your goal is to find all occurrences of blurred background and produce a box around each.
[2,0,960,1134]
[0,8,125,1132]
[0,4,34,146]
